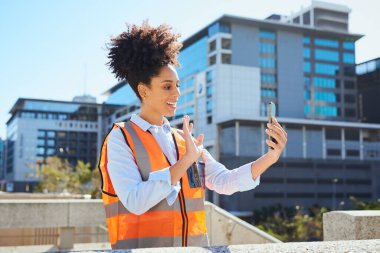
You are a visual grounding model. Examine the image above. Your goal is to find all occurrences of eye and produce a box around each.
[176,83,181,88]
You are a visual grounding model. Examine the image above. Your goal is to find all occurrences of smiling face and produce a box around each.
[138,64,181,124]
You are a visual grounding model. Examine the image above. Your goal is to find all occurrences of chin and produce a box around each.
[165,110,176,117]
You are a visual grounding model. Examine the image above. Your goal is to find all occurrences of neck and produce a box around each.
[139,107,164,126]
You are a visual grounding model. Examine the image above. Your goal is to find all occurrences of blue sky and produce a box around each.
[1,0,379,138]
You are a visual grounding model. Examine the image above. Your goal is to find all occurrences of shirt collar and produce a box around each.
[130,114,171,132]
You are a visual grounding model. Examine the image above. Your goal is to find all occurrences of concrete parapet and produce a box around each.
[323,211,380,241]
[0,240,379,253]
[0,199,279,249]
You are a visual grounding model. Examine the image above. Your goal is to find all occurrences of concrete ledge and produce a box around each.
[0,199,106,228]
[0,240,379,253]
[323,211,380,241]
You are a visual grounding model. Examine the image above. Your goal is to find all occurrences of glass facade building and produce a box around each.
[3,98,123,192]
[303,35,357,119]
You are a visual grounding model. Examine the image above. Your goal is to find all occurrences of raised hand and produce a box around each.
[182,115,204,162]
[265,117,287,162]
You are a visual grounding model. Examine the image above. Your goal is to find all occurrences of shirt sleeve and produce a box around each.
[203,149,260,195]
[106,128,180,215]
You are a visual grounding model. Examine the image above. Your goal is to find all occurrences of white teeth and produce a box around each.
[167,102,176,105]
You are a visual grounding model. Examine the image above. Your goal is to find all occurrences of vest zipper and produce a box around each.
[179,178,188,246]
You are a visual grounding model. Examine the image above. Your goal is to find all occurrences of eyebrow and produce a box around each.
[161,80,180,84]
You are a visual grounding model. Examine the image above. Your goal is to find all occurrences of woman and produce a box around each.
[98,21,287,249]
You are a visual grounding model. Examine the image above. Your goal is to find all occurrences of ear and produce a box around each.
[137,83,147,99]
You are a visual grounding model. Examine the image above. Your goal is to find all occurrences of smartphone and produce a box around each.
[268,102,277,147]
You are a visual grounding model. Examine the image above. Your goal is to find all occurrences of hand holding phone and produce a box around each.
[268,102,277,149]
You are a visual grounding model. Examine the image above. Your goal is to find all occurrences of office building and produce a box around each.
[356,57,380,123]
[4,96,122,192]
[103,1,380,211]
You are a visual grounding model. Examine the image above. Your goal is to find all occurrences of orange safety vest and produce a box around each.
[98,120,208,249]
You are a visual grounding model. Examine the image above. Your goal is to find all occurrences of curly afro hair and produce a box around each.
[106,20,182,101]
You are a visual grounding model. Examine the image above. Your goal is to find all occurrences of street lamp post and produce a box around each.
[332,178,338,210]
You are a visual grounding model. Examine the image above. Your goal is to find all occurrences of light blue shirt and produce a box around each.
[107,114,260,215]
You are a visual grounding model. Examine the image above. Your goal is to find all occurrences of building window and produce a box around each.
[303,36,311,44]
[221,53,231,64]
[344,66,355,76]
[304,61,311,73]
[315,49,339,62]
[315,91,337,102]
[261,58,276,69]
[345,108,356,117]
[37,147,45,156]
[261,89,277,98]
[315,106,338,117]
[206,100,212,113]
[346,150,359,157]
[343,53,355,64]
[313,77,338,88]
[326,128,341,139]
[344,94,356,103]
[47,139,55,147]
[261,43,275,54]
[221,38,231,49]
[344,81,355,89]
[304,90,311,100]
[314,38,339,48]
[38,130,45,138]
[345,129,359,141]
[262,73,276,83]
[208,40,216,52]
[207,116,212,124]
[327,149,341,156]
[304,105,311,115]
[206,85,213,98]
[315,63,339,75]
[304,48,310,58]
[208,55,216,66]
[304,77,311,86]
[260,30,276,40]
[208,22,231,37]
[343,41,355,50]
[206,70,213,83]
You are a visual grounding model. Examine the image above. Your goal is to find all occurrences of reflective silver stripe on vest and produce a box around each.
[124,121,151,181]
[112,234,209,249]
[104,197,205,218]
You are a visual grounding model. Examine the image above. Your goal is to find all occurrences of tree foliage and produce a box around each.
[34,156,101,197]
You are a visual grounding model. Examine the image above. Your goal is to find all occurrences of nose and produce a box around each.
[174,85,180,98]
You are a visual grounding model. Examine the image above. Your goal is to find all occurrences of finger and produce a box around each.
[266,128,286,147]
[267,123,284,137]
[189,122,193,135]
[182,116,191,139]
[197,133,204,146]
[270,117,287,137]
[266,138,278,150]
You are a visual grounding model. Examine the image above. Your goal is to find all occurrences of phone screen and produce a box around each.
[268,102,277,147]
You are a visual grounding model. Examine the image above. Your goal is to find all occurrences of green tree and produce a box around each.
[91,168,102,199]
[349,196,380,210]
[34,156,96,195]
[253,204,328,242]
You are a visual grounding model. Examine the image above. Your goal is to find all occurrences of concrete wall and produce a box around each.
[0,199,279,248]
[277,31,304,118]
[324,210,380,241]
